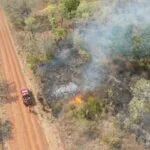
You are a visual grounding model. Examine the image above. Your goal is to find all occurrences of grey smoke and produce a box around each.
[41,0,150,100]
[53,82,78,98]
[74,0,150,91]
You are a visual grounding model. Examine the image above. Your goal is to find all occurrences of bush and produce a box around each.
[78,48,91,64]
[41,4,56,15]
[102,132,121,149]
[52,27,67,50]
[53,28,67,40]
[18,32,54,73]
[3,0,32,30]
[0,120,12,143]
[76,1,92,18]
[43,39,55,60]
[84,97,104,120]
[101,119,122,149]
[71,96,104,120]
[25,16,37,33]
[51,102,63,117]
[61,0,80,19]
[32,14,50,32]
[129,79,150,123]
[27,53,42,73]
[129,98,147,123]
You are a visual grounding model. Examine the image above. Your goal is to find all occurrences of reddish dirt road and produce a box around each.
[0,10,50,150]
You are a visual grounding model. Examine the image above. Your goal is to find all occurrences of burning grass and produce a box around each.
[69,94,105,121]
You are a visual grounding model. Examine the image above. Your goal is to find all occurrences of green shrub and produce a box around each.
[102,132,121,149]
[128,79,150,124]
[101,120,122,149]
[76,1,92,18]
[72,107,85,119]
[3,0,32,30]
[61,0,80,19]
[78,48,91,64]
[53,28,67,40]
[0,120,12,143]
[26,53,42,73]
[11,17,26,30]
[71,96,104,120]
[43,39,55,60]
[51,103,63,117]
[22,35,54,73]
[52,27,67,50]
[129,98,145,123]
[25,16,37,33]
[84,97,104,120]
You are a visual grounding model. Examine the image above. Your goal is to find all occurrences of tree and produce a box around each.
[83,96,104,120]
[2,0,32,29]
[52,27,67,50]
[0,75,12,144]
[61,0,80,19]
[76,1,92,18]
[129,79,150,123]
[49,17,57,28]
[0,120,12,143]
[71,96,104,120]
[132,35,142,60]
[25,16,37,35]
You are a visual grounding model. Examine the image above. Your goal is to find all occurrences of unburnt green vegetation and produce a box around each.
[2,0,150,149]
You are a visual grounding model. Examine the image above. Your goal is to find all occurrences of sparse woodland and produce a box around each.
[0,73,12,147]
[2,0,150,149]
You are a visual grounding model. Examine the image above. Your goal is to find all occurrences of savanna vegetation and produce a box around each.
[2,0,150,149]
[0,73,12,148]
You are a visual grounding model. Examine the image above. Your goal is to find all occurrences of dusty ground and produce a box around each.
[0,10,50,150]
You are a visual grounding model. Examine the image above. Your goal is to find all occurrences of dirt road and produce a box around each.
[0,10,50,150]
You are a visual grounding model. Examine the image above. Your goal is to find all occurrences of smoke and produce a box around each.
[53,82,78,98]
[41,0,150,99]
[74,0,150,91]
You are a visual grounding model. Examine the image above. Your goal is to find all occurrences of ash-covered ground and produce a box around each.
[37,44,85,102]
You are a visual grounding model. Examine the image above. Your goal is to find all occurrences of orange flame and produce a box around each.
[69,95,83,106]
[74,95,82,104]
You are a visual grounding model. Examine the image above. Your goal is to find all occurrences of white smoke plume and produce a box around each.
[74,0,150,91]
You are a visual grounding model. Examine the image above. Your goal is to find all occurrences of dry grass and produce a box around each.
[121,133,145,150]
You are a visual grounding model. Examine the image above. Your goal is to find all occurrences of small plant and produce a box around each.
[26,53,42,73]
[101,120,122,149]
[78,48,91,64]
[0,120,12,143]
[84,96,104,120]
[53,28,66,40]
[102,132,121,149]
[41,4,56,15]
[76,1,92,18]
[52,27,67,50]
[25,16,37,34]
[61,0,80,19]
[3,0,31,30]
[71,96,104,120]
[51,103,63,117]
[107,88,114,99]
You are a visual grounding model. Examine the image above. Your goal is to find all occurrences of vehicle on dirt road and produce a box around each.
[20,88,32,107]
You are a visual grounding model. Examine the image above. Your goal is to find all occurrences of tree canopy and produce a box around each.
[61,0,80,18]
